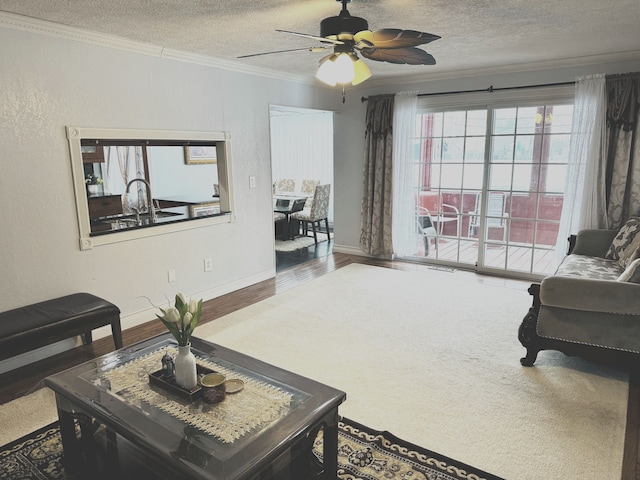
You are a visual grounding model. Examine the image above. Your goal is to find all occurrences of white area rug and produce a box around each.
[197,264,628,480]
[0,264,628,480]
[275,233,328,252]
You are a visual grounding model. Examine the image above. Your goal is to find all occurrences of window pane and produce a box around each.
[429,163,441,187]
[546,105,573,133]
[533,248,556,275]
[512,192,536,219]
[463,164,484,189]
[489,164,512,190]
[443,111,466,136]
[516,107,539,134]
[538,195,563,221]
[484,244,506,268]
[467,110,487,136]
[544,134,571,163]
[513,164,534,192]
[491,136,514,162]
[535,221,561,246]
[545,164,567,193]
[443,137,464,162]
[507,247,533,272]
[431,112,444,137]
[465,137,485,162]
[493,108,517,134]
[426,138,442,162]
[440,164,463,188]
[514,135,535,162]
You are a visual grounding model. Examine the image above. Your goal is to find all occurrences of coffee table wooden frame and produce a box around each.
[44,334,346,479]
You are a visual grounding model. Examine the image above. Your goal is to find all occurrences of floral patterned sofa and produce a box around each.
[518,218,640,366]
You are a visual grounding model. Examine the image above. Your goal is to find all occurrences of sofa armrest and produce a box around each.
[540,275,640,315]
[570,229,618,257]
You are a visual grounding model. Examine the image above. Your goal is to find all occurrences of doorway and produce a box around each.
[269,105,335,270]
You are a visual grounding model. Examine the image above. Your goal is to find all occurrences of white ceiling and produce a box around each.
[1,0,639,85]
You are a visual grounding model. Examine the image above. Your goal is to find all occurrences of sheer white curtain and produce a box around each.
[557,74,607,259]
[392,92,418,257]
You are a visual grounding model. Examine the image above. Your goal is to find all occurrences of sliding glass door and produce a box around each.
[409,101,574,277]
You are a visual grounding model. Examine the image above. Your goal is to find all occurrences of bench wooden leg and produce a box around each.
[82,331,93,345]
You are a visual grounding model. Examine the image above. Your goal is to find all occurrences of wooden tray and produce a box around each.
[148,364,217,402]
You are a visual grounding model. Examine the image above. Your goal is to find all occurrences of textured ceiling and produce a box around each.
[1,0,639,85]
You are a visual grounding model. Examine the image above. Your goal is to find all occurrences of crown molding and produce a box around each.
[0,11,315,86]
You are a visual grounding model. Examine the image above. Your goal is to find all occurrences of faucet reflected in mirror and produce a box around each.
[126,178,157,224]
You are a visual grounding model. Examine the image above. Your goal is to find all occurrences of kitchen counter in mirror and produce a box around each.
[89,203,226,236]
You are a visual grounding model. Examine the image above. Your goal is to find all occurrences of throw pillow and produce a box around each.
[605,217,640,261]
[617,238,640,269]
[617,258,640,283]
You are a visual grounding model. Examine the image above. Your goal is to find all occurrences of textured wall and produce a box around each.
[0,25,339,348]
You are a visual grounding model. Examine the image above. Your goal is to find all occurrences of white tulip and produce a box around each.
[164,307,181,323]
[177,292,187,304]
[189,299,198,314]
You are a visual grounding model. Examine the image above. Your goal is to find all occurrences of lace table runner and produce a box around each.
[94,347,293,444]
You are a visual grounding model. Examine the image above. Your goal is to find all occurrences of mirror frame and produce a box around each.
[67,126,236,250]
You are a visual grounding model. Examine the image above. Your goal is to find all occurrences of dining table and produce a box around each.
[273,193,309,239]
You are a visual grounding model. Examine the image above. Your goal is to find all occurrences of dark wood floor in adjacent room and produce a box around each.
[1,247,638,479]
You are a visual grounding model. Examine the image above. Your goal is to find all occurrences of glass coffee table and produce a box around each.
[44,334,346,479]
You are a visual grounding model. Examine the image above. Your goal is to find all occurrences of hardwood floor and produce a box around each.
[1,249,638,479]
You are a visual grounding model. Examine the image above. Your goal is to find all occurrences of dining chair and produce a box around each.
[290,184,331,244]
[300,179,320,209]
[274,178,296,194]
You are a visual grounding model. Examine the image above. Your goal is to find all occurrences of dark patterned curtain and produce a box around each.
[605,72,640,228]
[359,94,394,256]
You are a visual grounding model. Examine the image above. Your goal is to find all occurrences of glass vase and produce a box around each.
[174,343,197,389]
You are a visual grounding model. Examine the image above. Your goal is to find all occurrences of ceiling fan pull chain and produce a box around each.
[342,85,346,103]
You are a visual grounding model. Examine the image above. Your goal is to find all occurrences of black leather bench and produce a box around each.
[0,293,122,361]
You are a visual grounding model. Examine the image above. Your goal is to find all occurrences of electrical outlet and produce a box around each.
[249,175,256,189]
[204,257,213,272]
[167,269,176,283]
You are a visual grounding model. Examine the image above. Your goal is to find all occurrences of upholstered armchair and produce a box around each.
[291,184,331,244]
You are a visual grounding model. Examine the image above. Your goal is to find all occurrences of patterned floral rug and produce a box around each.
[0,418,503,480]
[313,418,504,480]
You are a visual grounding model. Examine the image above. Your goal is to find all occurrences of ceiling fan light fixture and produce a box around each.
[316,52,356,86]
[350,55,371,85]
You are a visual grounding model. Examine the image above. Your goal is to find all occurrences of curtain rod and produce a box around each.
[360,81,575,102]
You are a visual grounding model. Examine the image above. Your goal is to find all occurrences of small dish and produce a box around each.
[225,379,244,394]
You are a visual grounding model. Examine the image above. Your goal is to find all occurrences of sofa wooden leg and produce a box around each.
[520,348,539,367]
[518,283,542,366]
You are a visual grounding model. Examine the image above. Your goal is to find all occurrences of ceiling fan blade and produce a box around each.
[361,47,436,65]
[276,29,344,45]
[237,46,329,59]
[355,29,440,49]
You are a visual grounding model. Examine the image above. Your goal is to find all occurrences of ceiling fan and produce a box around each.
[238,0,440,94]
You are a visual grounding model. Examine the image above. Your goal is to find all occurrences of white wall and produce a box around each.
[0,24,342,370]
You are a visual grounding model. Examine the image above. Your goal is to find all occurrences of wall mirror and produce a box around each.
[67,127,235,250]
